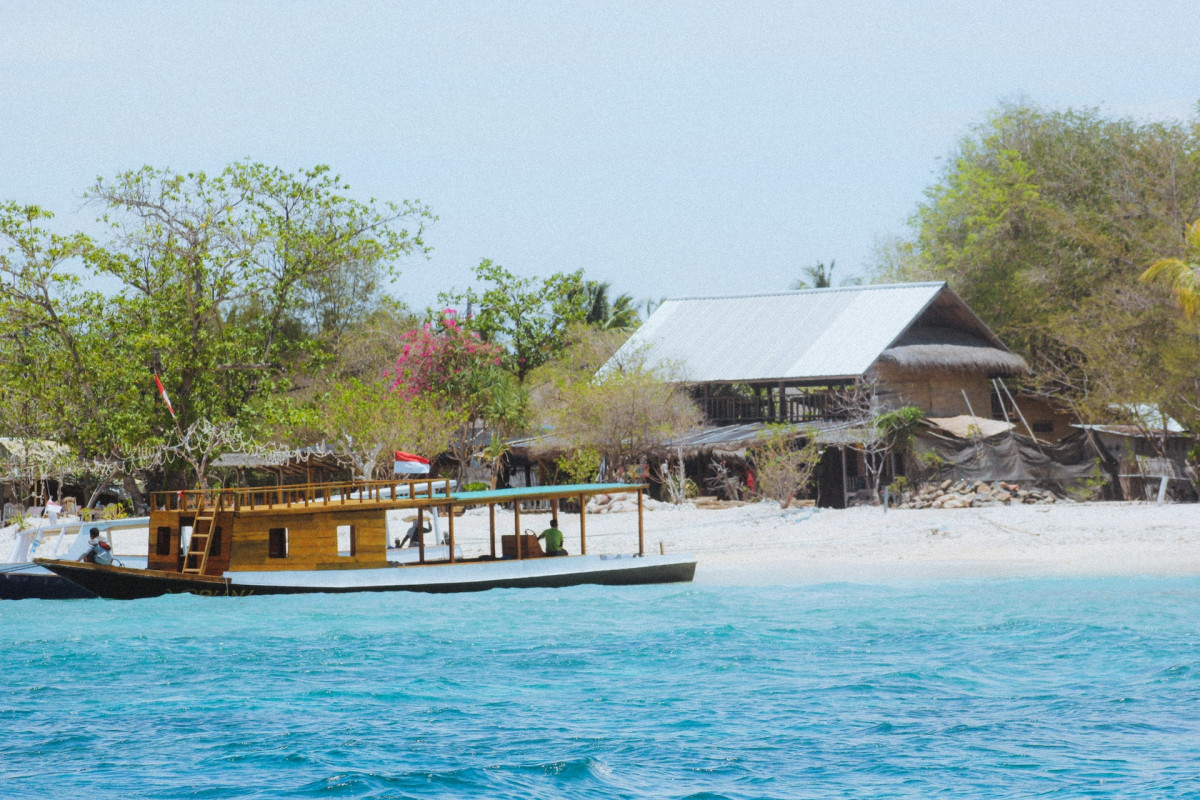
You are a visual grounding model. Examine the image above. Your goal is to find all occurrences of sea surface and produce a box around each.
[2,579,1199,799]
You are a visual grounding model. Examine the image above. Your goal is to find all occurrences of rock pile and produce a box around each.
[586,492,672,513]
[899,480,1060,509]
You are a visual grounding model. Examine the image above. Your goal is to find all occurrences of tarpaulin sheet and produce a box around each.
[914,430,1106,483]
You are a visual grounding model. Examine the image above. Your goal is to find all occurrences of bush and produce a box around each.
[462,482,488,492]
[101,502,130,520]
[751,425,822,509]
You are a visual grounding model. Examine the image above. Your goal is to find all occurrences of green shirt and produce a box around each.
[539,525,564,553]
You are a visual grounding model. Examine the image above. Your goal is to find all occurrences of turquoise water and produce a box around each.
[2,579,1199,799]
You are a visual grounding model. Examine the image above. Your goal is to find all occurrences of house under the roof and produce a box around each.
[603,281,1029,425]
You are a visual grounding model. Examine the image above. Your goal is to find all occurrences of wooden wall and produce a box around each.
[871,364,994,419]
[226,508,390,572]
[146,507,390,573]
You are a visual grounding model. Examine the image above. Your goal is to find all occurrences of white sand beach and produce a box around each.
[429,499,1200,584]
[6,500,1196,584]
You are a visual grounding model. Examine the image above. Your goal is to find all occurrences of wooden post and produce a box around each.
[551,497,559,523]
[840,446,848,509]
[417,507,425,564]
[579,493,587,555]
[637,488,645,556]
[514,502,522,560]
[447,502,455,563]
[489,503,496,558]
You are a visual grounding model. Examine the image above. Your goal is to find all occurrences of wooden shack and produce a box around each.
[596,282,1034,506]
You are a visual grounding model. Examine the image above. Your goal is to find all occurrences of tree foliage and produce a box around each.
[529,327,701,475]
[881,101,1200,431]
[437,259,586,380]
[750,425,822,509]
[0,164,433,494]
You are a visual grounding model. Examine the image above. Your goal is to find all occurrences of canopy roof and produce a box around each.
[451,483,644,504]
[603,282,1025,383]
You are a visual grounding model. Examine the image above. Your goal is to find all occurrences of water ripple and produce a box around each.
[3,578,1200,798]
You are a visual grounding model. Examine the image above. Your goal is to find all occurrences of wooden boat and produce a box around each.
[1,517,149,600]
[37,480,695,598]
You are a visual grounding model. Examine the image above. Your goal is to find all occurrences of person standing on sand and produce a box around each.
[538,517,567,556]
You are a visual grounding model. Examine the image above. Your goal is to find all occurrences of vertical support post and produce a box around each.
[578,493,587,555]
[637,488,645,556]
[489,503,496,558]
[514,502,522,559]
[779,380,787,422]
[840,446,849,509]
[417,507,425,564]
[447,502,455,563]
[551,497,559,524]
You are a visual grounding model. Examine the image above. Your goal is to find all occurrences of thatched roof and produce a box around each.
[877,326,1028,376]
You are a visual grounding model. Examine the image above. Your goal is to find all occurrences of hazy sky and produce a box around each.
[4,2,1199,312]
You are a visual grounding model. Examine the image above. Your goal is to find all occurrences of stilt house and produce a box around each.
[600,282,1033,505]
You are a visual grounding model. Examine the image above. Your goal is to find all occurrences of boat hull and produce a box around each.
[0,566,97,600]
[36,554,697,600]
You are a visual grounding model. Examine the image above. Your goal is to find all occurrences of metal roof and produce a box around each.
[604,282,1004,383]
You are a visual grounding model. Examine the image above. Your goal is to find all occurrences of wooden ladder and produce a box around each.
[182,492,223,575]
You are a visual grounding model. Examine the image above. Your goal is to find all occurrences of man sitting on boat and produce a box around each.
[538,518,568,557]
[79,529,113,566]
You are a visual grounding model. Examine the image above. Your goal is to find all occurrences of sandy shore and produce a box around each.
[421,499,1200,583]
[5,500,1195,584]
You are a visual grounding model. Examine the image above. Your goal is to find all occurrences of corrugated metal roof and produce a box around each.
[605,282,965,383]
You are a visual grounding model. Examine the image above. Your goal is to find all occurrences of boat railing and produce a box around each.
[151,478,455,514]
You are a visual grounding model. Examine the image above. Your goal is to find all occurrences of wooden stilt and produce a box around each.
[447,502,455,563]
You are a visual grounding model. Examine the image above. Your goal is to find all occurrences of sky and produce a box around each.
[4,1,1200,314]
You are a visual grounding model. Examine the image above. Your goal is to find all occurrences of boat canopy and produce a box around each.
[451,483,643,504]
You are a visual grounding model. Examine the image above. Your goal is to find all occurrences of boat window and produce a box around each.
[337,525,356,557]
[156,527,172,556]
[210,526,222,556]
[268,527,288,558]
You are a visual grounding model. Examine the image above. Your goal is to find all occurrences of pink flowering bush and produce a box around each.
[389,310,506,405]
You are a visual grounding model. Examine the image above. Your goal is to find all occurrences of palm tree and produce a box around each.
[1141,220,1200,317]
[791,260,836,290]
[581,281,641,330]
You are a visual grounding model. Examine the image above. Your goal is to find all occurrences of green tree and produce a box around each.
[0,203,163,503]
[791,260,837,290]
[437,259,586,380]
[390,312,525,481]
[749,425,822,508]
[882,100,1200,432]
[86,162,433,434]
[306,378,463,481]
[1141,218,1200,317]
[580,280,640,330]
[529,327,701,477]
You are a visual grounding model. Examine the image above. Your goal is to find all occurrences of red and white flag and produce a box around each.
[153,373,176,418]
[394,451,430,475]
